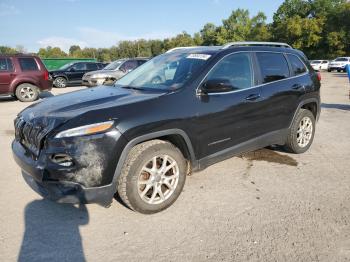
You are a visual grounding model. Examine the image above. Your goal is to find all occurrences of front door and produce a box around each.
[67,62,87,82]
[193,52,265,159]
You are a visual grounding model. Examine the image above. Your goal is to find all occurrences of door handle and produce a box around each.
[292,84,304,90]
[245,94,261,101]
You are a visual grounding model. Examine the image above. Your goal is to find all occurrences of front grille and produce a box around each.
[14,117,49,156]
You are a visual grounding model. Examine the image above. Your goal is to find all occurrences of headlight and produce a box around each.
[55,121,114,138]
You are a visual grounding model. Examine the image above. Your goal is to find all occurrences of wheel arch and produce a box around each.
[112,129,197,185]
[289,98,320,129]
[11,80,38,94]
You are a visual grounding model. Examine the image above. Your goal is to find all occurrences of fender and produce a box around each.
[111,129,197,185]
[289,97,320,129]
[10,78,38,93]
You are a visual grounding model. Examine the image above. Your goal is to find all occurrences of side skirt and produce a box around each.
[197,129,288,171]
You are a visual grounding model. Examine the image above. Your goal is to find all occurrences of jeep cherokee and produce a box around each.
[12,42,321,214]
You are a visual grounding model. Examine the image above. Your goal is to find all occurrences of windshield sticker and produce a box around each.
[187,54,211,60]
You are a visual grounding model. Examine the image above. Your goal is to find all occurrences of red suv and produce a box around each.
[0,55,52,102]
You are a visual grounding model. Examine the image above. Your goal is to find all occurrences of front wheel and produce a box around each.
[117,140,187,214]
[53,77,67,88]
[284,109,315,154]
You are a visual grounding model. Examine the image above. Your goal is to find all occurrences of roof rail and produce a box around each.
[222,41,292,49]
[165,46,202,53]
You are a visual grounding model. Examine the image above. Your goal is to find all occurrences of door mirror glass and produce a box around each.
[201,78,234,94]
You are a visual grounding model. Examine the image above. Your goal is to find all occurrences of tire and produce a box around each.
[117,140,187,214]
[327,69,331,72]
[15,83,39,102]
[284,109,315,154]
[53,77,67,88]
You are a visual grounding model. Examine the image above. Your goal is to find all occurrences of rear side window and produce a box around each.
[256,53,289,84]
[18,57,39,71]
[206,52,253,90]
[86,63,98,70]
[287,54,307,75]
[0,58,13,71]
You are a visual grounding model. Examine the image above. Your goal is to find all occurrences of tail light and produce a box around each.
[43,70,49,80]
[317,72,321,81]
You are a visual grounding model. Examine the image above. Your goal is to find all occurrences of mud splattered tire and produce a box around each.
[15,83,39,102]
[284,109,315,154]
[117,140,187,214]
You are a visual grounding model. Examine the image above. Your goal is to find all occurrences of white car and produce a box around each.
[328,57,350,72]
[310,60,329,71]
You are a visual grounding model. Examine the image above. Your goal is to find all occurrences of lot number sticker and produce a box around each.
[187,54,211,60]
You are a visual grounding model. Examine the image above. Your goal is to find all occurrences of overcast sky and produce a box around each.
[0,0,285,52]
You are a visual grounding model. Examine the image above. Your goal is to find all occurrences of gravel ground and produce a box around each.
[0,74,349,262]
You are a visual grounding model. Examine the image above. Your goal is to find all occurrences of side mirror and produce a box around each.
[69,67,75,72]
[201,78,234,94]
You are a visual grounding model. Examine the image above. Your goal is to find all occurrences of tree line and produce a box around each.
[1,0,349,61]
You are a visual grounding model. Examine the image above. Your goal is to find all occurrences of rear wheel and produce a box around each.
[15,83,39,102]
[53,77,67,88]
[117,140,187,214]
[284,109,315,154]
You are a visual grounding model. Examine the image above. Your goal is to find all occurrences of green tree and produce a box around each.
[0,46,17,54]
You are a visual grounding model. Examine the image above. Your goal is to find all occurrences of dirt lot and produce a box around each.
[1,74,350,262]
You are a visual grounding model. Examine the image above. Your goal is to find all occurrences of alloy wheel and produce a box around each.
[297,116,313,148]
[137,155,179,205]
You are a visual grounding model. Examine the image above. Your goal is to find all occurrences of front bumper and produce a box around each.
[12,129,127,206]
[21,171,115,206]
[328,65,346,70]
[82,77,105,87]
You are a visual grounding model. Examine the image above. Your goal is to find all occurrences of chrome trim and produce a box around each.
[208,137,231,146]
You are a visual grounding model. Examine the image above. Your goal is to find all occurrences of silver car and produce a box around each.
[82,58,148,87]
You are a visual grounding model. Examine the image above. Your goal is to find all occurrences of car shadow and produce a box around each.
[0,91,54,102]
[18,200,89,262]
[321,103,350,111]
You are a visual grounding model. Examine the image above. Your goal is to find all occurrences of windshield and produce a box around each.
[59,62,75,70]
[335,58,348,62]
[104,60,124,70]
[115,52,211,90]
[311,60,321,64]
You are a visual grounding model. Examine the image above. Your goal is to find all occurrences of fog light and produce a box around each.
[51,154,74,167]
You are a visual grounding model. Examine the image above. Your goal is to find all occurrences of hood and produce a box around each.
[18,86,166,131]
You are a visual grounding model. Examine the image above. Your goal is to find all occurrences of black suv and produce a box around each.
[12,42,321,214]
[50,61,105,88]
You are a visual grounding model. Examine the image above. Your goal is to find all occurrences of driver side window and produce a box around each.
[72,63,86,71]
[206,53,253,90]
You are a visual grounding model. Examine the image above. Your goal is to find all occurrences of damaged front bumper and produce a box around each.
[12,129,127,206]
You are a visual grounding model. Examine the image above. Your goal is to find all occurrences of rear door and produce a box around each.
[0,58,14,94]
[256,52,308,133]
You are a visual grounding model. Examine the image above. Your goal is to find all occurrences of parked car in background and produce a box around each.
[328,57,350,72]
[50,61,105,88]
[82,58,148,87]
[12,42,321,214]
[310,60,329,71]
[0,54,52,102]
